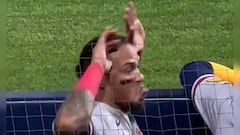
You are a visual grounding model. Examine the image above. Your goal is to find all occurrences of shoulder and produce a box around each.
[192,75,235,134]
[91,102,118,129]
[91,102,130,134]
[192,74,233,99]
[92,102,112,115]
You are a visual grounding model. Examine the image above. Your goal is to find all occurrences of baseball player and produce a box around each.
[180,60,239,135]
[53,2,147,135]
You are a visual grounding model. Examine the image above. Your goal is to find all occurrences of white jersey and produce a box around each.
[90,102,142,135]
[191,74,240,135]
[53,101,142,135]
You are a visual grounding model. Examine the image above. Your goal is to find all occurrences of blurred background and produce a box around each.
[6,0,232,91]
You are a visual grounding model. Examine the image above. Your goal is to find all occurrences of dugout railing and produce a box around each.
[3,89,212,135]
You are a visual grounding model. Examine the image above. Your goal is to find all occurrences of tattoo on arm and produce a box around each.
[55,90,95,134]
[60,90,94,116]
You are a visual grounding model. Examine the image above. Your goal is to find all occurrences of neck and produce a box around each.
[96,88,129,113]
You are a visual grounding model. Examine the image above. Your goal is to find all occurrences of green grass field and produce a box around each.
[6,0,232,91]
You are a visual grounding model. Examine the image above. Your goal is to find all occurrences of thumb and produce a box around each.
[105,60,112,74]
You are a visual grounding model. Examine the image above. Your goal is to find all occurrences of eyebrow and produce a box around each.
[121,61,138,71]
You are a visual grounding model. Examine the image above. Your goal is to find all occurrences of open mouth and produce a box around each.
[140,87,149,99]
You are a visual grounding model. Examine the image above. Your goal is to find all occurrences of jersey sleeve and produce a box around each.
[180,61,234,134]
[192,75,234,135]
[180,61,214,98]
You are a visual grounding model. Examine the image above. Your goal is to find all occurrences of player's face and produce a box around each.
[109,43,148,111]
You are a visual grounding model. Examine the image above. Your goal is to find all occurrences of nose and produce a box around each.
[135,73,144,82]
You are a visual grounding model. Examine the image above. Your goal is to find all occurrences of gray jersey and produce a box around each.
[90,102,142,135]
[192,74,237,135]
[52,101,142,135]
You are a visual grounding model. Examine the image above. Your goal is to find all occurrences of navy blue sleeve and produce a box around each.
[179,61,214,98]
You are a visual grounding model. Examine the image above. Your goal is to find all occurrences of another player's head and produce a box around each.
[76,36,147,112]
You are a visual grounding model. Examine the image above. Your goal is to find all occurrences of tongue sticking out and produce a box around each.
[141,88,149,98]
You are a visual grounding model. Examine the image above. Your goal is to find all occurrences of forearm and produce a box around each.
[54,63,104,134]
[55,90,94,134]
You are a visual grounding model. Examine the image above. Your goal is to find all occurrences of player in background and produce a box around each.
[179,60,238,135]
[53,2,147,135]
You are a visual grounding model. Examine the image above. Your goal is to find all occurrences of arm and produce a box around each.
[54,63,103,135]
[180,61,234,135]
[180,60,233,98]
[54,29,116,135]
[179,60,214,98]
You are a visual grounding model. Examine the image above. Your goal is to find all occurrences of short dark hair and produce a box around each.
[75,35,127,78]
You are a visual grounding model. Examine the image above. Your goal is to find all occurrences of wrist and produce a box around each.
[91,58,104,70]
[75,62,104,97]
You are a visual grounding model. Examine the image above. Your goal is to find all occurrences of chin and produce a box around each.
[130,100,145,112]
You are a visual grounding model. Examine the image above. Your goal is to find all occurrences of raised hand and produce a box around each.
[92,28,118,73]
[124,2,145,56]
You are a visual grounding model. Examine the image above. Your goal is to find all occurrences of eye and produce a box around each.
[120,79,133,85]
[108,48,118,53]
[126,64,138,73]
[125,66,133,72]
